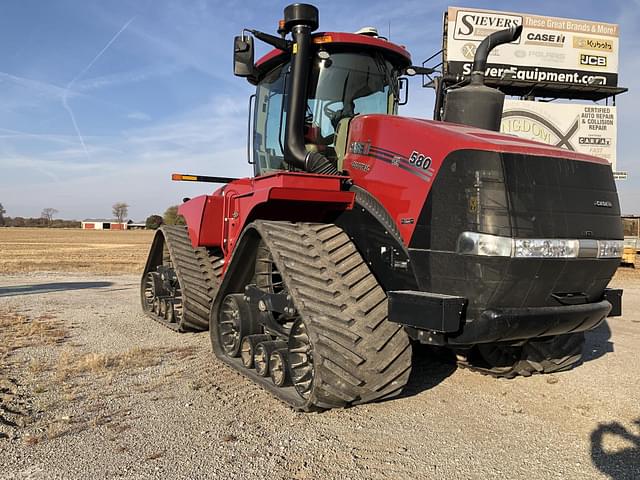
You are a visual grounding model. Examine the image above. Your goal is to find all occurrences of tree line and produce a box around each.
[0,202,184,229]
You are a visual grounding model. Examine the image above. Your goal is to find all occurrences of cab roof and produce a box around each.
[255,31,411,76]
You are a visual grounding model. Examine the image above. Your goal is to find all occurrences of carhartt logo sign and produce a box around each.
[579,137,611,146]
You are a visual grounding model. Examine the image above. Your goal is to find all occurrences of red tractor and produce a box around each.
[142,4,623,410]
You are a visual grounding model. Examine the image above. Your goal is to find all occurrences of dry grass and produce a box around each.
[0,311,67,360]
[55,346,198,381]
[56,347,160,381]
[0,227,153,274]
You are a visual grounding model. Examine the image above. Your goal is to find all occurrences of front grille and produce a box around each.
[409,149,622,315]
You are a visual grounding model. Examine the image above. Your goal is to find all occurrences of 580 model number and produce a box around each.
[409,151,432,170]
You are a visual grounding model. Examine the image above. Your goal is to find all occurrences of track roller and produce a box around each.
[240,334,271,369]
[269,349,290,387]
[152,297,161,315]
[159,298,168,318]
[254,340,287,377]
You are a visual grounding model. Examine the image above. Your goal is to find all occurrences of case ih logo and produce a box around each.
[453,10,522,42]
[524,32,565,47]
[580,54,607,67]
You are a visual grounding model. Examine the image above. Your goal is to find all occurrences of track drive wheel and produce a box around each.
[460,332,586,378]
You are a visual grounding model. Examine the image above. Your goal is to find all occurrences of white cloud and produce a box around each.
[1,93,252,219]
[127,111,151,121]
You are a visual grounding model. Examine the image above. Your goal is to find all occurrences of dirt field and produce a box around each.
[0,229,639,479]
[0,227,153,274]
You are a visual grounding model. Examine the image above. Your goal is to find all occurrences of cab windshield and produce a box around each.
[252,50,398,174]
[306,51,397,146]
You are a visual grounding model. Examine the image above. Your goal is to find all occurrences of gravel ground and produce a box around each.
[0,271,638,480]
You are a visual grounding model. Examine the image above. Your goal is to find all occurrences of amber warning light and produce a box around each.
[171,173,238,184]
[313,35,333,44]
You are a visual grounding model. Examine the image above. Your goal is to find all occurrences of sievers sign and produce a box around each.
[445,7,619,88]
[501,100,617,169]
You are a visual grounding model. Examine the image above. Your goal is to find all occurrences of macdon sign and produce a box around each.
[444,6,619,88]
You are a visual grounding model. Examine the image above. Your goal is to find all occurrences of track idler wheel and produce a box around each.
[240,334,271,369]
[269,349,290,387]
[218,294,259,357]
[254,340,287,377]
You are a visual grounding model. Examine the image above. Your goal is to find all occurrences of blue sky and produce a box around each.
[1,0,638,220]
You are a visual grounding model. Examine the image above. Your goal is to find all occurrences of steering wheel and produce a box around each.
[323,100,346,129]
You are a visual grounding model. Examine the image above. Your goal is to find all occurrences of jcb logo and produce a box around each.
[580,54,607,67]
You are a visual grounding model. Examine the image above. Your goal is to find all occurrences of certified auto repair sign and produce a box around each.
[445,7,619,87]
[501,99,617,169]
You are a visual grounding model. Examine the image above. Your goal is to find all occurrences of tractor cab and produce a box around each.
[233,5,411,176]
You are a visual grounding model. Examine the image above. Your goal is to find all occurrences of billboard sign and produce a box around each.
[445,7,619,88]
[501,100,617,168]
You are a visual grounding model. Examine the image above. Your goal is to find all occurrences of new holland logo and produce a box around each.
[580,54,607,67]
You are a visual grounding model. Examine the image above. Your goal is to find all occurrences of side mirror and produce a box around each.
[398,77,409,106]
[233,35,255,77]
[405,66,436,76]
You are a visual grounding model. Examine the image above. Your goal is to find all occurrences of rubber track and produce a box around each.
[142,225,222,331]
[457,333,585,379]
[254,221,412,408]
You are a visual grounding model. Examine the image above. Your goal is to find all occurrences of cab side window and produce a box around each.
[253,63,289,175]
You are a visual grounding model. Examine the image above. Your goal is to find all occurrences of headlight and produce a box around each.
[514,239,579,258]
[597,240,623,258]
[457,232,512,257]
[456,232,621,259]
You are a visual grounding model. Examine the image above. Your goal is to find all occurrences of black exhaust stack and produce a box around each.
[443,25,523,131]
[282,4,338,175]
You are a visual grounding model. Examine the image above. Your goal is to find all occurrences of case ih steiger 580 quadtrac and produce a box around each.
[141,4,623,410]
